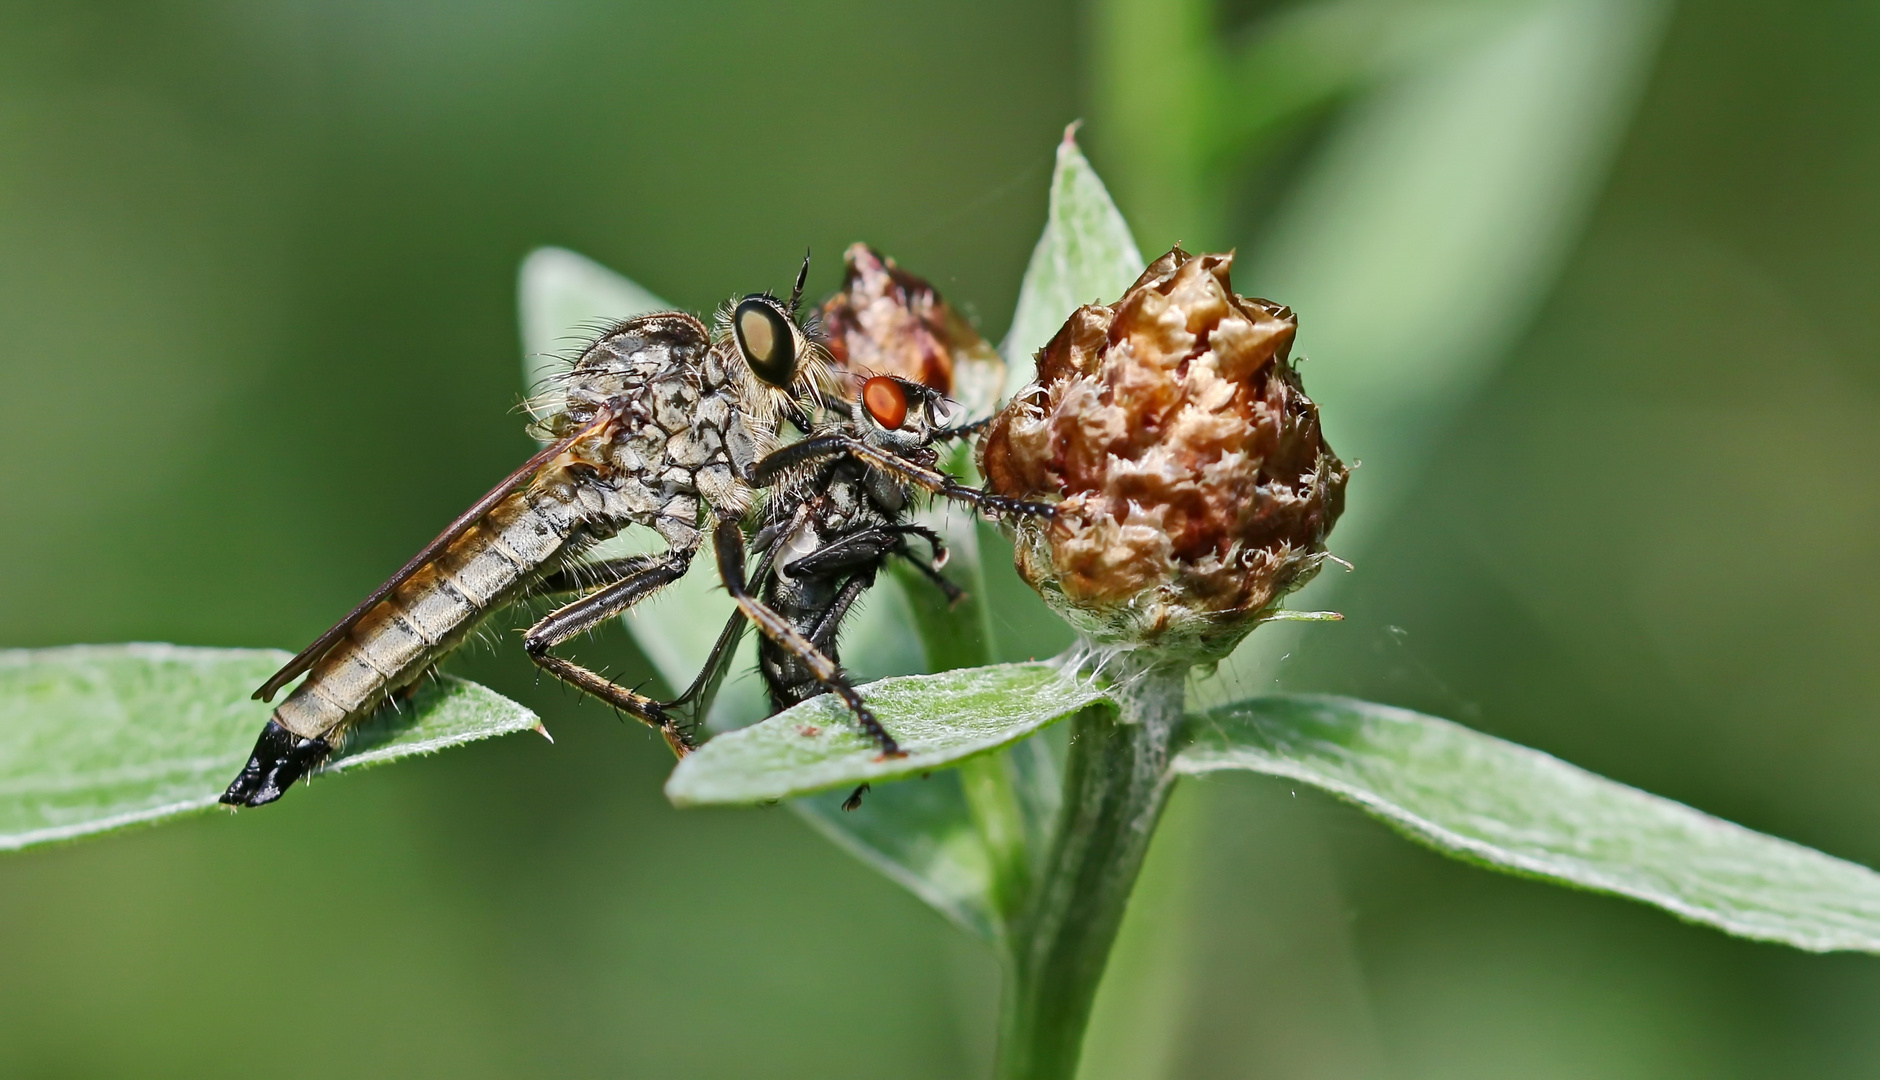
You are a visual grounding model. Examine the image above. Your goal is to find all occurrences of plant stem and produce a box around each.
[961,753,1030,924]
[995,648,1187,1080]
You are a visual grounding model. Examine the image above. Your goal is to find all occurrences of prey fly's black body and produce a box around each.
[671,374,1054,772]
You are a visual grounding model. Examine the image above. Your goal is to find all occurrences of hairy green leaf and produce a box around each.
[1000,126,1145,398]
[1177,695,1880,953]
[666,663,1109,807]
[0,644,540,852]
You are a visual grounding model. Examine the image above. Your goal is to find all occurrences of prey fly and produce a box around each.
[670,374,1053,768]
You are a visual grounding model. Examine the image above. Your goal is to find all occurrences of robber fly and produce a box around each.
[221,262,829,807]
[669,374,1053,778]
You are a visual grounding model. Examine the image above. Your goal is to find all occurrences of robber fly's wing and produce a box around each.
[253,413,611,702]
[665,606,749,731]
[664,504,808,727]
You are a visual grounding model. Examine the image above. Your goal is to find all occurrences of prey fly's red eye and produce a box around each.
[862,376,908,429]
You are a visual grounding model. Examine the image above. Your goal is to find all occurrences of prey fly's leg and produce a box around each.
[754,434,1057,521]
[523,546,697,756]
[879,524,966,606]
[933,415,994,441]
[803,573,875,653]
[784,524,964,607]
[657,606,747,733]
[711,519,904,756]
[890,545,966,606]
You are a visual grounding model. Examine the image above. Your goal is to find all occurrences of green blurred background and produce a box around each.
[3,0,1879,1076]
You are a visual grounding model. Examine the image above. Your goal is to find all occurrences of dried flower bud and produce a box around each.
[818,243,1006,417]
[980,248,1348,657]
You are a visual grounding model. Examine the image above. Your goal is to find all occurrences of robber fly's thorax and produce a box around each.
[530,313,795,549]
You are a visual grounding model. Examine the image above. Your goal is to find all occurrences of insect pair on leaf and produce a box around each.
[222,253,1051,808]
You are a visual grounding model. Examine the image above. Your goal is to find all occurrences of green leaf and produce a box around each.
[1000,126,1145,398]
[665,663,1109,807]
[0,644,540,852]
[793,774,998,940]
[1176,695,1880,953]
[788,724,1067,946]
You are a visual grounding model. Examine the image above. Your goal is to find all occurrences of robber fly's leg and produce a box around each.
[523,546,696,756]
[534,554,667,598]
[712,520,903,757]
[393,663,440,703]
[871,449,1057,521]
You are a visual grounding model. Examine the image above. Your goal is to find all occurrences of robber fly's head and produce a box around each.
[854,374,966,451]
[720,253,832,421]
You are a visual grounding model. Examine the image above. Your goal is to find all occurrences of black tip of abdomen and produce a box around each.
[220,719,332,807]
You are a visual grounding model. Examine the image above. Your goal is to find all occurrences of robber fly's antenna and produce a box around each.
[789,249,811,316]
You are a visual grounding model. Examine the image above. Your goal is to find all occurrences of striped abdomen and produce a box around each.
[271,487,583,743]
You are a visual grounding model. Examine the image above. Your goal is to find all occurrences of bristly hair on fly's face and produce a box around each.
[715,252,839,424]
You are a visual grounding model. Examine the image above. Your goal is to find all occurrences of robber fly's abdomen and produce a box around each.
[273,488,581,741]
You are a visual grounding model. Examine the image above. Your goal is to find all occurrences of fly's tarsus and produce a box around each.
[934,415,995,440]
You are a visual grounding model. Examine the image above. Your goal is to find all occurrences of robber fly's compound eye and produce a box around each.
[733,295,801,388]
[862,375,909,430]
